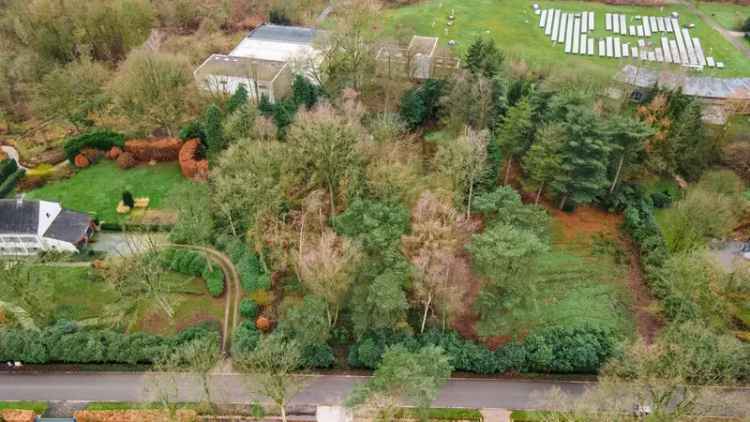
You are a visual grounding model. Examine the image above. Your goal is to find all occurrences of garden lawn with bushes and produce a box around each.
[472,207,634,340]
[383,0,750,77]
[25,161,195,224]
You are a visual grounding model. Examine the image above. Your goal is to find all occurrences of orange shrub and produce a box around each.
[107,146,123,160]
[116,152,137,170]
[124,138,182,162]
[74,153,90,168]
[256,315,272,332]
[178,139,208,181]
[1,410,36,422]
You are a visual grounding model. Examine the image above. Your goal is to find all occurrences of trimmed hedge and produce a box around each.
[0,321,219,364]
[348,326,617,375]
[64,130,125,162]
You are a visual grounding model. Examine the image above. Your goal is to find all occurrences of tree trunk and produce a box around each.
[420,293,432,334]
[504,157,513,185]
[328,182,336,217]
[466,180,474,219]
[558,194,568,210]
[535,183,544,204]
[610,155,625,193]
[280,403,288,422]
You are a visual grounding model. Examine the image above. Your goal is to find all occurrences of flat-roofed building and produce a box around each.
[194,24,324,102]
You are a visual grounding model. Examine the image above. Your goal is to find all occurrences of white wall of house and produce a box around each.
[200,75,275,102]
[0,234,77,256]
[37,201,61,236]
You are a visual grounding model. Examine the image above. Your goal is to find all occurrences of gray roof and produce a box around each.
[248,24,318,45]
[43,209,92,245]
[615,65,750,100]
[0,199,39,235]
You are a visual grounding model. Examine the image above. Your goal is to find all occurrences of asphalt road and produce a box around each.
[0,372,589,409]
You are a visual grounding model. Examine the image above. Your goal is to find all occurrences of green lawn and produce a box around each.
[26,161,192,224]
[0,401,49,414]
[2,266,222,336]
[476,219,635,339]
[695,1,748,31]
[383,0,750,78]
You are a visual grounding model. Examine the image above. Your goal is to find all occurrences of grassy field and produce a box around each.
[383,0,750,78]
[26,161,192,224]
[3,266,223,336]
[695,1,748,31]
[476,209,635,339]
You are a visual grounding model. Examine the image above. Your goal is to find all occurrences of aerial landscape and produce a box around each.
[0,0,749,421]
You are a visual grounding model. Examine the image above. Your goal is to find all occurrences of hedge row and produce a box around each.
[0,321,219,364]
[348,326,617,375]
[621,195,693,320]
[229,321,335,369]
[64,130,125,162]
[159,248,224,297]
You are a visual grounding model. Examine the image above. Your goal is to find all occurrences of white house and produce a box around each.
[0,198,94,256]
[194,24,325,102]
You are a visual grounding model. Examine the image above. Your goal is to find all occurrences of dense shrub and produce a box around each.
[0,159,19,181]
[0,321,219,364]
[230,321,261,356]
[239,298,258,319]
[202,266,224,297]
[399,79,446,129]
[116,152,137,169]
[178,120,206,143]
[216,236,268,293]
[0,168,25,198]
[74,154,90,168]
[347,326,616,375]
[64,130,125,162]
[301,343,336,369]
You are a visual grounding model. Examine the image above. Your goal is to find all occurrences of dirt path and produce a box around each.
[678,0,750,60]
[171,244,241,355]
[622,238,663,344]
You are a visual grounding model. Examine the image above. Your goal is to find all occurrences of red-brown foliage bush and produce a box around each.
[178,139,208,181]
[256,315,271,332]
[1,410,36,422]
[107,146,123,160]
[74,410,197,422]
[124,138,182,162]
[74,153,90,168]
[116,152,137,170]
[80,148,103,163]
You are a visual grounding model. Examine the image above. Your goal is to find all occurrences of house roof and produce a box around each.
[43,209,92,244]
[0,199,39,235]
[615,65,750,100]
[248,24,319,45]
[194,54,287,82]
